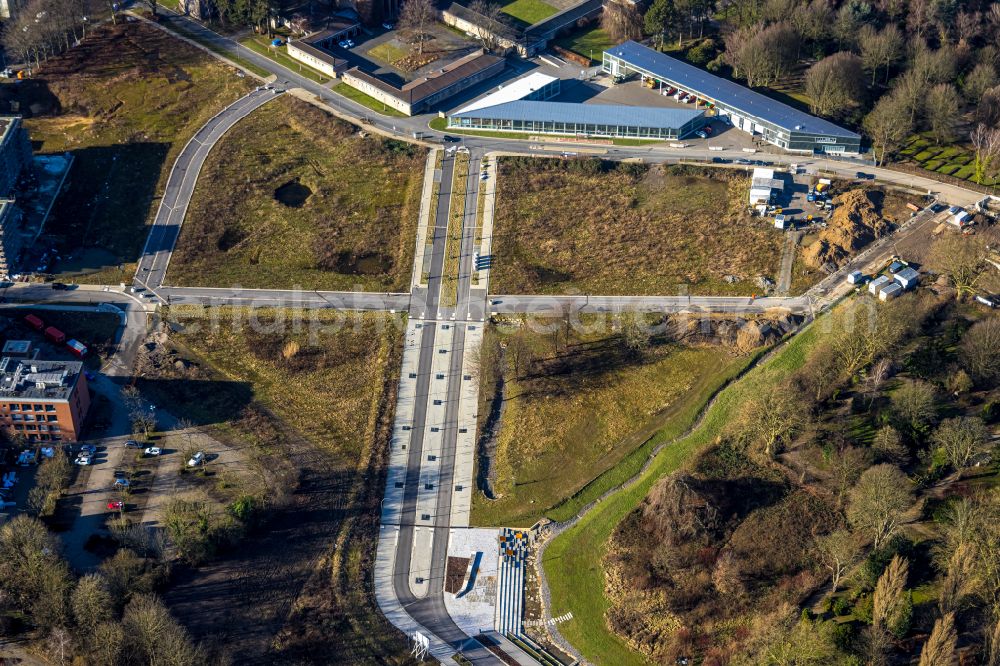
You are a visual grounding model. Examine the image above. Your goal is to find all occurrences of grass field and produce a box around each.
[367,41,410,65]
[491,158,783,296]
[542,322,821,665]
[472,318,750,527]
[1,22,252,284]
[500,0,559,24]
[141,307,412,662]
[168,96,426,291]
[553,26,615,63]
[331,82,407,118]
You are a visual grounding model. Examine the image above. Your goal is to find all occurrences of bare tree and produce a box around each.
[467,0,509,52]
[864,92,912,166]
[934,416,991,469]
[872,425,908,462]
[925,83,959,144]
[816,529,859,594]
[858,23,903,85]
[937,544,974,614]
[725,22,798,87]
[122,594,201,666]
[964,62,999,102]
[918,612,957,666]
[929,234,989,299]
[971,123,1000,185]
[602,0,644,43]
[398,0,436,56]
[960,317,1000,386]
[891,379,937,434]
[847,464,912,551]
[805,52,865,119]
[732,386,805,458]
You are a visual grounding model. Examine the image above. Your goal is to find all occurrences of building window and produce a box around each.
[47,415,56,422]
[24,414,34,422]
[45,405,55,412]
[21,404,31,411]
[33,404,43,411]
[26,424,36,431]
[8,404,16,411]
[13,424,23,430]
[12,414,21,422]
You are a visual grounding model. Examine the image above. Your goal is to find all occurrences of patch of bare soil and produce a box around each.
[446,556,471,594]
[802,189,892,271]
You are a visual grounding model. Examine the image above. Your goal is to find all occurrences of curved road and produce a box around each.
[135,87,284,293]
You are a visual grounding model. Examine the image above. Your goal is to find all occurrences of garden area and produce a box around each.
[898,134,1000,187]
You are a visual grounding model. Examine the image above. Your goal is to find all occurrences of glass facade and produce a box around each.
[449,115,693,139]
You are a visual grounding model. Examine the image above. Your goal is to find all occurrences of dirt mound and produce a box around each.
[803,189,892,270]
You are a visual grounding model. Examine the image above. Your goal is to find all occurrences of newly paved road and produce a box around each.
[134,87,283,293]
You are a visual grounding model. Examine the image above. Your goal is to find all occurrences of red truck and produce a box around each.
[44,326,66,344]
[24,314,44,331]
[66,339,88,358]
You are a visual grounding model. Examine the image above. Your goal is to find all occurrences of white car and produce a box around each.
[75,455,92,466]
[187,451,206,467]
[144,447,162,457]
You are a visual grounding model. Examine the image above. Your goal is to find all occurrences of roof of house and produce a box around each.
[605,41,861,140]
[895,267,920,282]
[289,38,346,68]
[451,99,705,128]
[345,51,504,106]
[455,72,558,114]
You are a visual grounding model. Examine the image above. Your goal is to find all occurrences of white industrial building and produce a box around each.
[749,167,783,206]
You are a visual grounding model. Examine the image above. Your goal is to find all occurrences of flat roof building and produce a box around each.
[341,50,506,116]
[449,99,706,140]
[749,167,783,205]
[0,356,91,442]
[602,42,862,154]
[455,72,562,114]
[285,21,360,78]
[0,116,32,196]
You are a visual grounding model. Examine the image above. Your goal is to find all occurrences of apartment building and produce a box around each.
[0,355,91,442]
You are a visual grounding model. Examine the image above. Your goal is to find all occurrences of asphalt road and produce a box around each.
[134,87,283,293]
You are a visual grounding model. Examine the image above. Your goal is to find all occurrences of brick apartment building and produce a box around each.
[0,355,91,442]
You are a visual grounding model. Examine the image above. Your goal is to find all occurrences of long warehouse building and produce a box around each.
[603,41,862,154]
[448,72,707,140]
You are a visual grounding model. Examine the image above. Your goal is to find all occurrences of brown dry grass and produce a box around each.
[169,96,426,291]
[490,158,783,296]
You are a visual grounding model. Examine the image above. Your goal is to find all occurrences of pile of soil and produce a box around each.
[445,556,471,594]
[803,189,892,271]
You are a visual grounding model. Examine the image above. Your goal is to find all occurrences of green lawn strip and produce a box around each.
[331,82,407,118]
[428,117,662,146]
[553,26,614,63]
[162,18,271,78]
[238,36,329,83]
[544,352,756,524]
[501,0,559,24]
[421,151,445,284]
[542,323,820,665]
[442,153,470,307]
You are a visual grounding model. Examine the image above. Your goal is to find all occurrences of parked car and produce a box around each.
[187,451,206,467]
[80,444,97,455]
[346,39,355,47]
[382,22,394,29]
[75,455,92,466]
[107,500,124,511]
[125,440,142,449]
[51,282,69,290]
[113,469,128,480]
[695,130,708,138]
[442,135,461,143]
[112,478,130,489]
[143,447,162,457]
